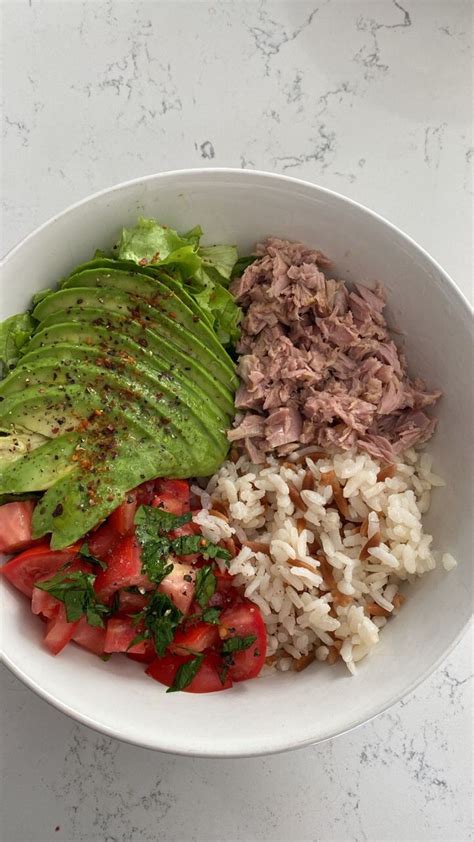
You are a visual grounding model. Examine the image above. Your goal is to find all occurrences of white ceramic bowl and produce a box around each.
[1,169,472,757]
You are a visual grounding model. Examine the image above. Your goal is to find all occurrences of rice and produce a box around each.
[193,447,456,675]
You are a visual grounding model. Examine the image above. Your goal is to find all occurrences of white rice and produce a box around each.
[193,447,456,675]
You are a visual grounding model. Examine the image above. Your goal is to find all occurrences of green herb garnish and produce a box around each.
[230,254,258,279]
[135,505,192,540]
[129,591,182,655]
[133,506,229,583]
[201,606,221,624]
[194,565,217,609]
[79,542,107,570]
[169,534,231,561]
[35,570,109,627]
[221,634,257,654]
[166,654,204,693]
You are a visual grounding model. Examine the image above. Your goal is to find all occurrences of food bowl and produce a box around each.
[1,169,472,756]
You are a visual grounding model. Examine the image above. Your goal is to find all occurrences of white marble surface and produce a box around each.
[1,1,472,840]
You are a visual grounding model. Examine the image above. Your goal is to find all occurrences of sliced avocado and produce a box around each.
[21,319,235,416]
[0,432,80,492]
[0,374,227,471]
[17,338,230,427]
[0,357,228,454]
[0,429,48,464]
[64,258,214,330]
[30,301,237,392]
[32,437,183,549]
[33,285,236,383]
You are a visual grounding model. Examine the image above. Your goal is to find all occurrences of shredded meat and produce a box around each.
[229,238,441,462]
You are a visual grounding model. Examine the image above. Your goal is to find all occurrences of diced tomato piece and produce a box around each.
[215,567,234,590]
[158,561,195,614]
[156,479,190,509]
[126,640,156,664]
[146,651,232,693]
[108,492,137,537]
[218,601,267,682]
[31,588,60,619]
[0,500,36,553]
[1,542,80,598]
[117,589,148,614]
[72,617,107,655]
[135,481,156,506]
[43,604,79,655]
[86,521,120,560]
[94,535,151,601]
[170,622,219,655]
[104,617,146,654]
[152,492,184,516]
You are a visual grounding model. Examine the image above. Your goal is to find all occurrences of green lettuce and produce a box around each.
[0,313,35,379]
[115,217,240,345]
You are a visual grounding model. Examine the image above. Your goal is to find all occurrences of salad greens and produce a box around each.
[0,313,36,379]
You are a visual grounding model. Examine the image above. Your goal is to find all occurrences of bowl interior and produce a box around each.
[1,169,472,756]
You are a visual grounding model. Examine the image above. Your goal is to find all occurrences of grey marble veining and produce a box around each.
[1,2,473,841]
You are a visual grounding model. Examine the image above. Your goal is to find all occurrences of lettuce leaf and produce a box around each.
[114,218,241,346]
[198,244,238,283]
[117,217,190,264]
[0,313,35,379]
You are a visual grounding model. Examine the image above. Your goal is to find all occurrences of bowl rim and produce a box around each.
[1,167,472,757]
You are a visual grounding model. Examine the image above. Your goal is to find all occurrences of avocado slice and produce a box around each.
[65,258,214,330]
[0,373,227,472]
[31,439,176,548]
[20,320,235,416]
[12,345,229,430]
[0,356,229,454]
[33,285,236,384]
[0,432,80,491]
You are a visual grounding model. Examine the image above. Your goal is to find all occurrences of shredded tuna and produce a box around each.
[229,238,441,461]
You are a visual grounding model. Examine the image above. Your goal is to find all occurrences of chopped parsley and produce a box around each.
[194,565,216,608]
[221,634,257,654]
[133,505,230,584]
[130,591,182,656]
[35,570,109,627]
[201,606,221,625]
[166,654,204,693]
[135,505,192,540]
[169,534,231,561]
[79,542,107,571]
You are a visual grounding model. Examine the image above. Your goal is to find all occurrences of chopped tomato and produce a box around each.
[43,604,79,655]
[104,617,146,654]
[0,500,36,553]
[108,492,137,537]
[72,618,106,655]
[86,521,120,560]
[170,622,219,655]
[218,601,267,682]
[117,589,148,614]
[158,561,195,614]
[135,480,156,506]
[1,542,80,598]
[146,651,233,693]
[156,479,190,508]
[152,492,184,516]
[126,640,156,664]
[94,535,151,601]
[31,588,60,619]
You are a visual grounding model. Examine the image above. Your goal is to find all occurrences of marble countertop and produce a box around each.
[1,2,472,840]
